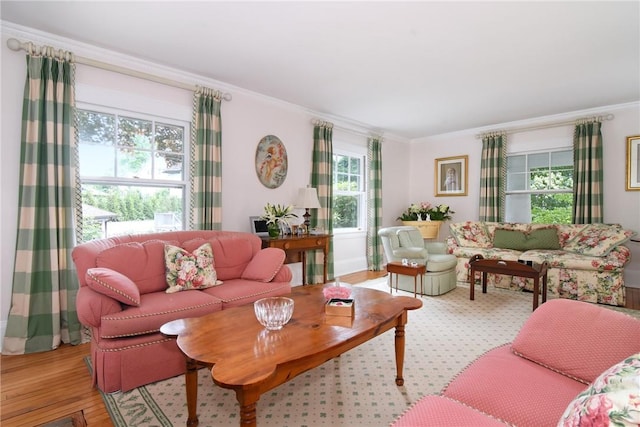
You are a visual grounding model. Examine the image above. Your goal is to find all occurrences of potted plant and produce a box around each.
[397,202,454,239]
[261,203,298,237]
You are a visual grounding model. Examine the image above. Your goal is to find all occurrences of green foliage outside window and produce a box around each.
[529,167,573,224]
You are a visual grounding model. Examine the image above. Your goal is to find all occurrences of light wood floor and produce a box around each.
[1,270,637,427]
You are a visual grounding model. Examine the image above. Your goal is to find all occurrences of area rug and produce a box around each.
[93,280,639,427]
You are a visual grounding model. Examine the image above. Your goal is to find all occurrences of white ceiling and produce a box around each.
[2,1,639,139]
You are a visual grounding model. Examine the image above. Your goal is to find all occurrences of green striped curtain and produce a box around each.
[479,133,506,222]
[367,136,384,271]
[3,52,82,354]
[190,87,222,230]
[308,122,335,284]
[572,120,603,224]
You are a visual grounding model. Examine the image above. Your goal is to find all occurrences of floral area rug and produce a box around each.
[93,279,639,427]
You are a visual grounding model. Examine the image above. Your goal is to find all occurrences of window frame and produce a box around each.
[76,102,191,238]
[332,144,367,234]
[505,148,574,224]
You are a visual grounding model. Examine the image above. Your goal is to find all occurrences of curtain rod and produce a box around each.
[6,37,232,101]
[311,118,384,140]
[475,113,614,139]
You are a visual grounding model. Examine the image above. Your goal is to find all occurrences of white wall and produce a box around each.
[2,23,639,347]
[410,103,640,286]
[0,25,411,346]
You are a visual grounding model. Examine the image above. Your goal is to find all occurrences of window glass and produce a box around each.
[333,149,366,231]
[505,149,573,224]
[77,106,188,240]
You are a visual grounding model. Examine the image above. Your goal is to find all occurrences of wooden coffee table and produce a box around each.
[161,284,422,427]
[469,254,548,311]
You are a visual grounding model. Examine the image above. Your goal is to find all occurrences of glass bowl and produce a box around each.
[253,297,294,330]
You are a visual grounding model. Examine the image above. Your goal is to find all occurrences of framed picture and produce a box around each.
[255,135,288,189]
[249,216,269,236]
[435,155,468,197]
[626,135,640,191]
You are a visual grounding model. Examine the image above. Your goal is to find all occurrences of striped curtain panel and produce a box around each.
[367,136,384,271]
[479,133,507,222]
[190,87,222,230]
[308,122,335,284]
[3,51,82,354]
[572,120,603,224]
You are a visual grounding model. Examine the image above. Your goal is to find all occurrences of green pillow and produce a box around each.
[493,228,560,251]
[493,229,527,250]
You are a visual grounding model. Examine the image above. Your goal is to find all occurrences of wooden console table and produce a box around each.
[261,234,331,285]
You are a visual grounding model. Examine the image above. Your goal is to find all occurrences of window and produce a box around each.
[505,149,573,224]
[333,149,366,231]
[77,106,189,240]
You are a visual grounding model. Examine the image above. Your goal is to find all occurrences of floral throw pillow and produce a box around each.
[449,222,492,248]
[558,353,640,427]
[563,224,636,257]
[164,243,222,293]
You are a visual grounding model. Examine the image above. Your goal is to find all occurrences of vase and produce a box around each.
[268,224,280,238]
[401,220,443,239]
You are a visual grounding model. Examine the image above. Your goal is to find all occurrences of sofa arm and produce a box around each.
[76,286,123,328]
[425,242,447,255]
[446,235,459,254]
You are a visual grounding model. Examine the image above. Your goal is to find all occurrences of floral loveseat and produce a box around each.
[73,230,292,393]
[446,222,636,306]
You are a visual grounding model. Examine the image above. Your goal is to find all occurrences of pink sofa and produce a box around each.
[73,230,292,393]
[392,299,640,426]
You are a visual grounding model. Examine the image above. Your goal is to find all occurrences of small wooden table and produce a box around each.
[386,261,426,298]
[261,234,331,284]
[469,255,548,311]
[161,284,422,427]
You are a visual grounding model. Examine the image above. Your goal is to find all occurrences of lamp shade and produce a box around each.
[294,187,321,209]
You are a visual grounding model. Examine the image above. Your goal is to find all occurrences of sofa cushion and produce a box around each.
[392,395,510,427]
[241,247,285,282]
[563,223,635,257]
[511,299,640,384]
[96,240,169,294]
[86,268,141,306]
[558,353,640,427]
[493,227,560,251]
[183,236,255,280]
[202,278,291,309]
[99,290,223,338]
[449,222,493,248]
[164,243,222,293]
[443,344,585,427]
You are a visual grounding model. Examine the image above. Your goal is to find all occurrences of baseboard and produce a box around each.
[0,320,6,352]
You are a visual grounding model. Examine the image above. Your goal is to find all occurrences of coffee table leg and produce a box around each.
[470,267,475,300]
[186,358,199,426]
[394,311,408,386]
[235,387,260,427]
[533,277,539,311]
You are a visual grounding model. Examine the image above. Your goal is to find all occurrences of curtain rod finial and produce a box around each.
[6,38,22,51]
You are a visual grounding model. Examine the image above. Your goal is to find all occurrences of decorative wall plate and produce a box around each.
[255,135,288,188]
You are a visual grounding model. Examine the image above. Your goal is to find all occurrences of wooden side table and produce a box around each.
[261,234,331,285]
[469,255,548,311]
[386,261,426,298]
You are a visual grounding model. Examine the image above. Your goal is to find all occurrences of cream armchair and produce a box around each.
[378,226,457,296]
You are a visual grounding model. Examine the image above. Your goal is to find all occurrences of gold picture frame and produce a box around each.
[435,155,468,197]
[627,135,640,191]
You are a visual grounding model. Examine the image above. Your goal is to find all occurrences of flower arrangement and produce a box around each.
[261,203,298,228]
[397,202,455,221]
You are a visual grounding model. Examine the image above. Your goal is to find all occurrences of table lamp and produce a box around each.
[294,186,321,230]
